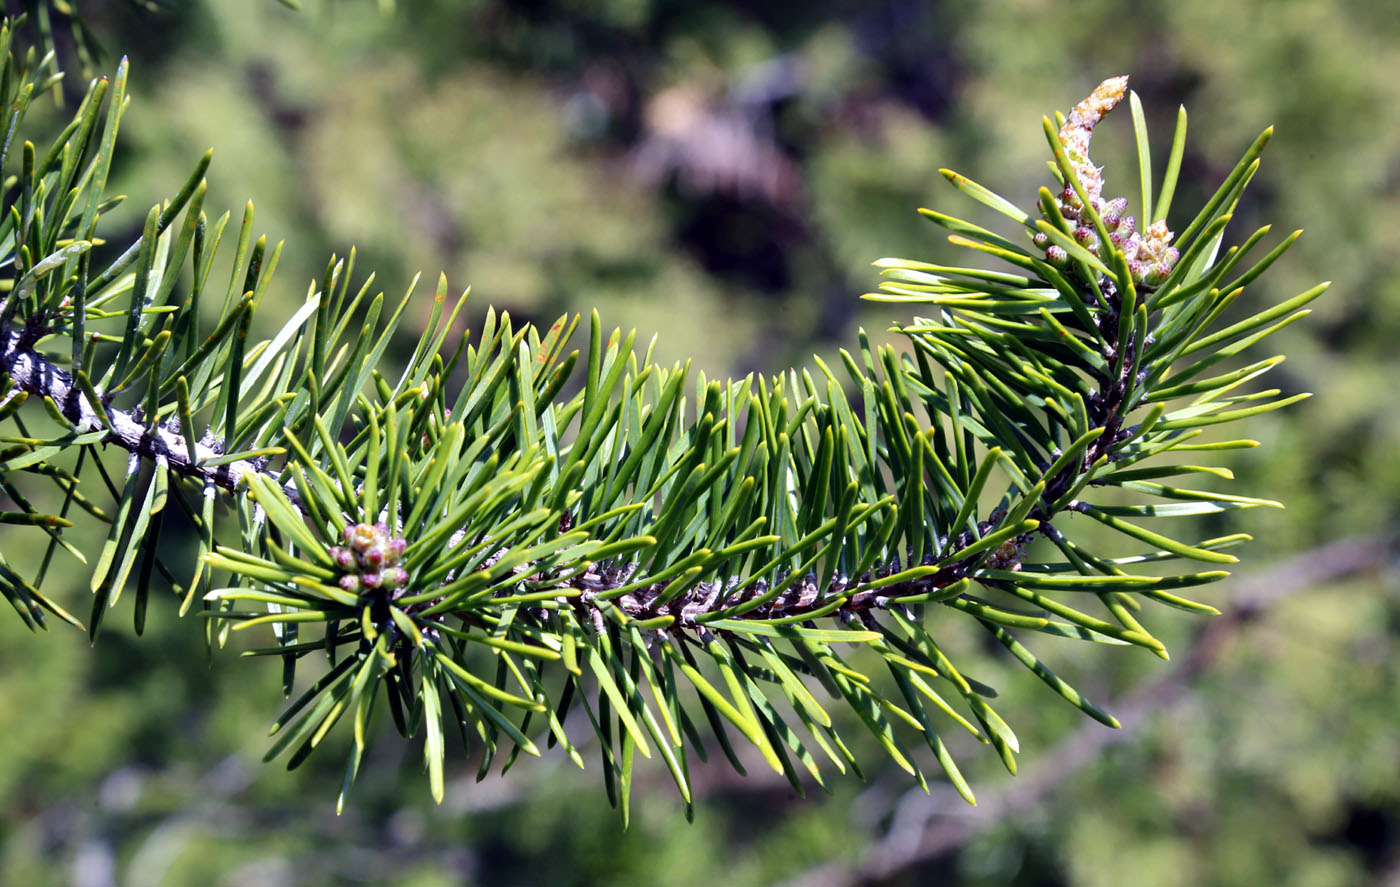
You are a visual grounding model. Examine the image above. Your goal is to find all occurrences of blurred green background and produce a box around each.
[1,0,1398,884]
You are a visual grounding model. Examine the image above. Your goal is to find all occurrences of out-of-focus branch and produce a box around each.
[784,533,1400,887]
[630,57,805,207]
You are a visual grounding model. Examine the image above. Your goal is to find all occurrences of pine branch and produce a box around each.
[0,325,276,494]
[0,14,1324,819]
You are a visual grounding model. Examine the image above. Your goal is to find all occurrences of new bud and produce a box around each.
[350,523,377,552]
[1074,225,1101,255]
[1103,197,1128,229]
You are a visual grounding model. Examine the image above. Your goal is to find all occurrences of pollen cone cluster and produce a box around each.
[329,522,409,595]
[1035,75,1180,286]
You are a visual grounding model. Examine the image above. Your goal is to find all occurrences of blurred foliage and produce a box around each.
[0,0,1395,885]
